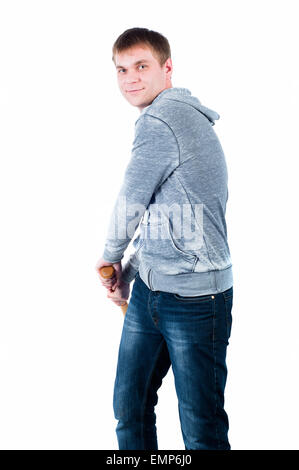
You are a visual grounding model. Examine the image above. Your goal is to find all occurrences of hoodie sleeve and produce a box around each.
[121,250,140,283]
[101,114,180,264]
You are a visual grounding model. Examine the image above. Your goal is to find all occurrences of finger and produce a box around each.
[102,285,113,292]
[101,281,114,287]
[100,278,115,287]
[107,293,126,304]
[101,282,114,290]
[107,296,122,306]
[99,275,115,283]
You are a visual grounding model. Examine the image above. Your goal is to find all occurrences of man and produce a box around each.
[95,27,234,450]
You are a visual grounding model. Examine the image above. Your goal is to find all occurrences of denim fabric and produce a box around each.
[113,272,233,450]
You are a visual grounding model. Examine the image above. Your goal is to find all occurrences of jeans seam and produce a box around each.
[223,294,233,340]
[212,298,221,449]
[140,339,165,450]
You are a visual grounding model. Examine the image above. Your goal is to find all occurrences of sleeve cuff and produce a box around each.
[121,261,139,284]
[101,248,124,264]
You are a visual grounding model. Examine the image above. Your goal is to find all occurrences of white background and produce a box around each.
[0,0,298,450]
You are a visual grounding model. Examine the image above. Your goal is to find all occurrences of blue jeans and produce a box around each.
[113,272,233,450]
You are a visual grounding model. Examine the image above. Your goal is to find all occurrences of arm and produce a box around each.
[101,114,180,264]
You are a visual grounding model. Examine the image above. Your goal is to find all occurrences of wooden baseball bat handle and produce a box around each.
[99,265,128,316]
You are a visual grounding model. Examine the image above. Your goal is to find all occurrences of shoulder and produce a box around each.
[135,100,191,136]
[134,112,176,141]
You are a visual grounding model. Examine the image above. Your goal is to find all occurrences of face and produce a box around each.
[114,44,173,112]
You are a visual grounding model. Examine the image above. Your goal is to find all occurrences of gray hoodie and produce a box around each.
[101,87,233,296]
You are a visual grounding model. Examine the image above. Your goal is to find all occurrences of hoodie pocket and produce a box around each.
[165,219,197,263]
[140,218,197,274]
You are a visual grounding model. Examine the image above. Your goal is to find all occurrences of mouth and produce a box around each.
[126,88,144,94]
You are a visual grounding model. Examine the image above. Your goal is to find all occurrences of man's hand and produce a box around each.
[95,257,122,292]
[107,280,130,306]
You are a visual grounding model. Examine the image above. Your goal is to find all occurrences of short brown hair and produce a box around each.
[112,27,171,68]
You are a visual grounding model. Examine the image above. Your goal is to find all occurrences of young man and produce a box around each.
[95,28,234,450]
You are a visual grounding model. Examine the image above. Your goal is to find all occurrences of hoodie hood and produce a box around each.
[146,87,220,126]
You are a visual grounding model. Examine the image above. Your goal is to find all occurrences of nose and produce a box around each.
[124,71,141,84]
[125,79,140,86]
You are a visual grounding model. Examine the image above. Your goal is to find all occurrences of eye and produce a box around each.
[139,64,147,69]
